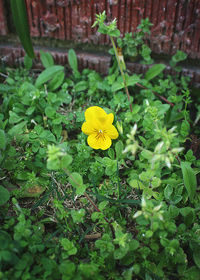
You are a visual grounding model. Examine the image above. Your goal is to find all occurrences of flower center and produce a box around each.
[99,129,103,134]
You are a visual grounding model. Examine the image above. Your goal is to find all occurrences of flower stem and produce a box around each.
[110,36,133,112]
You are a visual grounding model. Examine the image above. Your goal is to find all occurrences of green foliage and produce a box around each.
[0,185,10,205]
[40,50,54,68]
[68,48,80,77]
[145,64,166,81]
[170,50,188,71]
[0,11,200,280]
[35,65,65,88]
[24,54,33,70]
[92,11,120,37]
[117,18,153,62]
[10,0,35,58]
[181,161,197,201]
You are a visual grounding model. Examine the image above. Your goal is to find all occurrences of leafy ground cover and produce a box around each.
[0,13,200,280]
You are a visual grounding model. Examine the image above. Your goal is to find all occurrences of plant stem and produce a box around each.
[110,36,133,112]
[135,83,175,107]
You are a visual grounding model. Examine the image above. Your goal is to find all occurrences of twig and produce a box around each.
[135,83,175,107]
[85,233,101,240]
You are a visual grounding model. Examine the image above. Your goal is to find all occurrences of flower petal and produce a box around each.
[85,106,107,123]
[105,125,119,139]
[81,121,96,135]
[87,134,112,150]
[106,113,114,124]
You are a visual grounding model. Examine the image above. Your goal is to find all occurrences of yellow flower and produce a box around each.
[81,106,119,150]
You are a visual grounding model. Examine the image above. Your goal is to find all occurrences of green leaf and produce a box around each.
[180,120,190,137]
[45,106,56,118]
[24,54,33,70]
[74,81,88,92]
[193,247,200,269]
[181,161,197,201]
[151,177,161,188]
[59,260,76,276]
[184,266,200,280]
[0,130,6,150]
[0,185,10,206]
[9,111,23,124]
[171,50,187,64]
[60,238,77,257]
[103,157,117,176]
[0,231,12,249]
[108,29,120,37]
[35,65,64,88]
[48,71,65,91]
[69,173,86,195]
[71,209,85,223]
[60,154,73,169]
[129,239,139,251]
[114,246,129,259]
[129,179,145,190]
[180,207,195,227]
[40,50,54,68]
[68,49,78,72]
[127,75,140,87]
[141,150,153,160]
[164,185,173,200]
[111,81,124,92]
[40,130,56,143]
[169,205,179,218]
[8,121,27,137]
[10,0,35,58]
[115,140,124,160]
[108,148,115,160]
[145,64,166,81]
[0,84,16,93]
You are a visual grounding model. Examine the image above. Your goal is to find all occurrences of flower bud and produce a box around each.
[154,141,164,153]
[171,147,184,154]
[130,123,137,137]
[116,120,123,134]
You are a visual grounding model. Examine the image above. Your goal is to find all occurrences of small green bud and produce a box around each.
[116,120,123,134]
